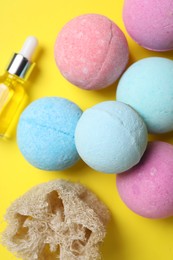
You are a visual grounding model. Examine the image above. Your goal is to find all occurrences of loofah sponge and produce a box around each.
[1,180,110,260]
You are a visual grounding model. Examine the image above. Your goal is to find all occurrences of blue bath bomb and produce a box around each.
[17,97,82,170]
[75,101,148,174]
[116,57,173,134]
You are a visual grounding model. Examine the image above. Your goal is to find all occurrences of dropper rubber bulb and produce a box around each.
[19,36,38,61]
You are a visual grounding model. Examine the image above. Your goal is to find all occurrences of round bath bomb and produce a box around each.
[54,14,129,90]
[75,101,148,174]
[116,141,173,219]
[123,0,173,51]
[17,97,82,171]
[116,57,173,134]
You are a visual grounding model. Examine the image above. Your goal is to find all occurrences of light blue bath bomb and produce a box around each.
[17,97,82,170]
[75,101,148,174]
[116,57,173,134]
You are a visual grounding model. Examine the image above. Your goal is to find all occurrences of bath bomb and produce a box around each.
[54,14,129,90]
[123,0,173,51]
[116,141,173,219]
[116,57,173,134]
[75,101,148,174]
[17,97,82,171]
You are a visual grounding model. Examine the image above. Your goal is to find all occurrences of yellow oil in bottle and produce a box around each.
[0,72,29,139]
[0,36,38,140]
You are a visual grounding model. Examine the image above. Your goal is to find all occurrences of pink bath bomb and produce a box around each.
[54,14,129,90]
[116,141,173,219]
[123,0,173,51]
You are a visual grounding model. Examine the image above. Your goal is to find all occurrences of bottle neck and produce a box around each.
[6,53,35,81]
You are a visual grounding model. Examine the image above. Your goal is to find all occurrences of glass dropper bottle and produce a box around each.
[0,36,38,139]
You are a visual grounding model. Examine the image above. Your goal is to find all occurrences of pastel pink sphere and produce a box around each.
[123,0,173,51]
[54,14,129,90]
[116,141,173,219]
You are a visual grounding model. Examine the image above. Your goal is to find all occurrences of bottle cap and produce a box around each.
[7,36,38,79]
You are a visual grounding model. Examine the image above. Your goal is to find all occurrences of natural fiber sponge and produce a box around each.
[54,14,129,90]
[2,180,110,260]
[75,101,148,174]
[17,97,82,171]
[116,141,173,219]
[123,0,173,51]
[116,57,173,134]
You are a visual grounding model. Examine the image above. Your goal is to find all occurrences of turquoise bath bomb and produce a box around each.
[116,57,173,134]
[17,97,82,170]
[75,101,148,174]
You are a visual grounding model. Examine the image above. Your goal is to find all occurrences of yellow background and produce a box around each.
[1,0,173,259]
